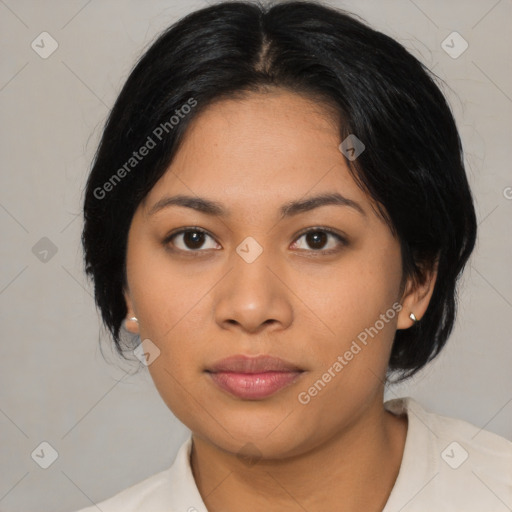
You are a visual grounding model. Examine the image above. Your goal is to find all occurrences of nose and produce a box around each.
[213,245,293,334]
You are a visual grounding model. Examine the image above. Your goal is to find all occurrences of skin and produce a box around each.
[123,89,437,512]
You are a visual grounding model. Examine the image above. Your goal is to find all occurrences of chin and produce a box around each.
[194,413,314,461]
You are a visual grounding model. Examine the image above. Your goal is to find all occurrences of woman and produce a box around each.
[77,1,512,510]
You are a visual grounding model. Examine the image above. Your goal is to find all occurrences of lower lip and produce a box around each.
[207,371,303,400]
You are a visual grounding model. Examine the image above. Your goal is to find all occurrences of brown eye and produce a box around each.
[292,228,347,253]
[305,231,328,250]
[166,228,220,252]
[181,230,206,250]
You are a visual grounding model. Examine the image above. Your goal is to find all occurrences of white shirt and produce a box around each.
[73,397,512,511]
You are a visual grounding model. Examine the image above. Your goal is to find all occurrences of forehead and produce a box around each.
[142,91,369,218]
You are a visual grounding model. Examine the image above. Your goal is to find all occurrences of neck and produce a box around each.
[190,394,408,512]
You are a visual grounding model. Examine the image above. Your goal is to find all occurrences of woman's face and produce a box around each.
[124,90,419,458]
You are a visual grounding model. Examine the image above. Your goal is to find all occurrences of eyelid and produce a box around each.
[292,227,348,254]
[294,226,348,242]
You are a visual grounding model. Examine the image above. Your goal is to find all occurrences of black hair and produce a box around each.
[81,0,477,382]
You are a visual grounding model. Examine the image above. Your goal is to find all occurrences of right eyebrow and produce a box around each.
[278,192,366,218]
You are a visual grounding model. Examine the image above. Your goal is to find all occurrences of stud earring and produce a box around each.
[409,312,418,323]
[123,316,139,332]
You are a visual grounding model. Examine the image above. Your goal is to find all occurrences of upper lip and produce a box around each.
[206,355,303,373]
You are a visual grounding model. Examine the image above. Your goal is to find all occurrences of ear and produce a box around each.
[123,288,140,335]
[396,260,438,330]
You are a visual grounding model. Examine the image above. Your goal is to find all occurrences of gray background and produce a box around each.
[0,0,511,510]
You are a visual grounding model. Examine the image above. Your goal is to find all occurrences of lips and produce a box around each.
[207,354,303,373]
[205,355,305,400]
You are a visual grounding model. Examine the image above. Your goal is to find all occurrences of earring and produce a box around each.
[123,316,139,332]
[409,312,418,323]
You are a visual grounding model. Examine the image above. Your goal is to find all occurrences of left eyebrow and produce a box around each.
[147,192,366,218]
[279,192,366,218]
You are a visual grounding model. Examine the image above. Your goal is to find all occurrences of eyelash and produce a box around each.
[163,226,348,256]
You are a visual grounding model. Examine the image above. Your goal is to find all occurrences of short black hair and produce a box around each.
[82,0,477,382]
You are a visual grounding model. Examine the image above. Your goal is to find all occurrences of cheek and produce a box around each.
[311,242,401,327]
[295,238,403,374]
[126,235,205,339]
[146,355,207,433]
[292,250,402,426]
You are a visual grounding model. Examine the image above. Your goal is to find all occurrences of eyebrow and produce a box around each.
[148,192,366,218]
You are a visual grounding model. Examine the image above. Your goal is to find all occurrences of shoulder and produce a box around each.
[71,466,174,512]
[400,396,512,468]
[70,436,199,512]
[384,397,512,512]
